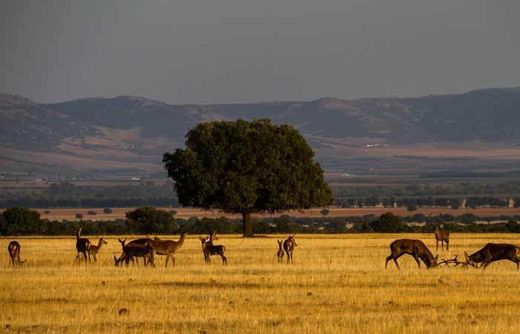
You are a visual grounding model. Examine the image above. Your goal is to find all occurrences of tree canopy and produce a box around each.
[163,119,332,236]
[125,207,178,234]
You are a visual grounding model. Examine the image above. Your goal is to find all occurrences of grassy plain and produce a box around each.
[1,234,520,333]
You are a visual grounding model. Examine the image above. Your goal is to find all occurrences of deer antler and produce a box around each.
[437,255,475,268]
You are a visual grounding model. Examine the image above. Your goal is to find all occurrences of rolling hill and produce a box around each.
[1,87,520,176]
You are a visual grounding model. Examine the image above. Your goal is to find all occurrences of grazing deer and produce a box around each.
[88,238,108,262]
[464,243,520,270]
[75,228,91,263]
[8,241,26,266]
[114,241,155,267]
[117,238,152,266]
[283,235,297,263]
[277,240,284,262]
[148,233,187,267]
[385,239,438,269]
[434,225,450,251]
[200,232,227,265]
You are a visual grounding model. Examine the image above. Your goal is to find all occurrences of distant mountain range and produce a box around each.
[1,87,520,176]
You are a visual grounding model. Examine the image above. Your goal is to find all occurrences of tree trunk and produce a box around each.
[242,212,254,237]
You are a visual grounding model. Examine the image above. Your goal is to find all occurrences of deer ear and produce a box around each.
[434,255,439,261]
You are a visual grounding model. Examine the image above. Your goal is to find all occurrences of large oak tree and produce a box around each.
[163,119,332,237]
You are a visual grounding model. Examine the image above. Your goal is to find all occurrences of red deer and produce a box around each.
[114,241,155,267]
[277,240,284,262]
[88,238,108,262]
[385,239,438,269]
[464,243,520,269]
[148,233,187,267]
[8,241,26,266]
[283,235,297,263]
[200,232,227,265]
[117,238,152,266]
[75,228,90,263]
[434,225,450,251]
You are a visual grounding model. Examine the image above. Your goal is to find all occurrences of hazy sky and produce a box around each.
[1,0,519,104]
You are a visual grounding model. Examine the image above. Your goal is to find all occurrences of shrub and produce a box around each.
[1,207,42,235]
[126,207,178,234]
[87,210,97,215]
[75,213,83,219]
[320,208,330,216]
[103,208,113,214]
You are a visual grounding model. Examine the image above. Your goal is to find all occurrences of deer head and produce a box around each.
[464,251,478,268]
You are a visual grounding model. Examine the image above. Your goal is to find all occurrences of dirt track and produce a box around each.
[23,207,520,221]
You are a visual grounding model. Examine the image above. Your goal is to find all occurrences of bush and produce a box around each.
[320,208,330,216]
[369,212,407,232]
[87,210,97,215]
[75,213,83,219]
[126,207,178,234]
[103,208,113,214]
[1,207,42,235]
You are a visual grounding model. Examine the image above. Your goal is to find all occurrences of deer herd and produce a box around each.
[5,225,520,270]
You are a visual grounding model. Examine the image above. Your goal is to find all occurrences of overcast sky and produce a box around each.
[1,0,519,104]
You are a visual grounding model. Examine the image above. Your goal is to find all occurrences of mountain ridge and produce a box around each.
[1,87,520,175]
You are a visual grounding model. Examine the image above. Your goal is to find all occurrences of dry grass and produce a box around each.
[1,234,520,333]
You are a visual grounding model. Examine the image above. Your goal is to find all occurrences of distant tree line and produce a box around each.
[335,196,519,209]
[1,207,520,236]
[0,182,178,208]
[0,197,177,208]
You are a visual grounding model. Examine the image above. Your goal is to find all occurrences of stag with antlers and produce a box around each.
[464,243,520,269]
[8,241,26,266]
[385,239,438,269]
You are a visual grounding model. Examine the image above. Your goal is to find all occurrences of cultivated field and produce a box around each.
[29,207,520,221]
[1,234,520,333]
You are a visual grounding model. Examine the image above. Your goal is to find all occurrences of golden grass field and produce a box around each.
[1,233,520,333]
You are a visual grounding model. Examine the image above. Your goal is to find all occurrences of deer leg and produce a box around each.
[436,240,439,252]
[171,255,176,267]
[446,240,449,251]
[393,253,404,270]
[221,254,227,265]
[385,255,393,268]
[413,254,421,268]
[393,258,401,270]
[165,255,169,268]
